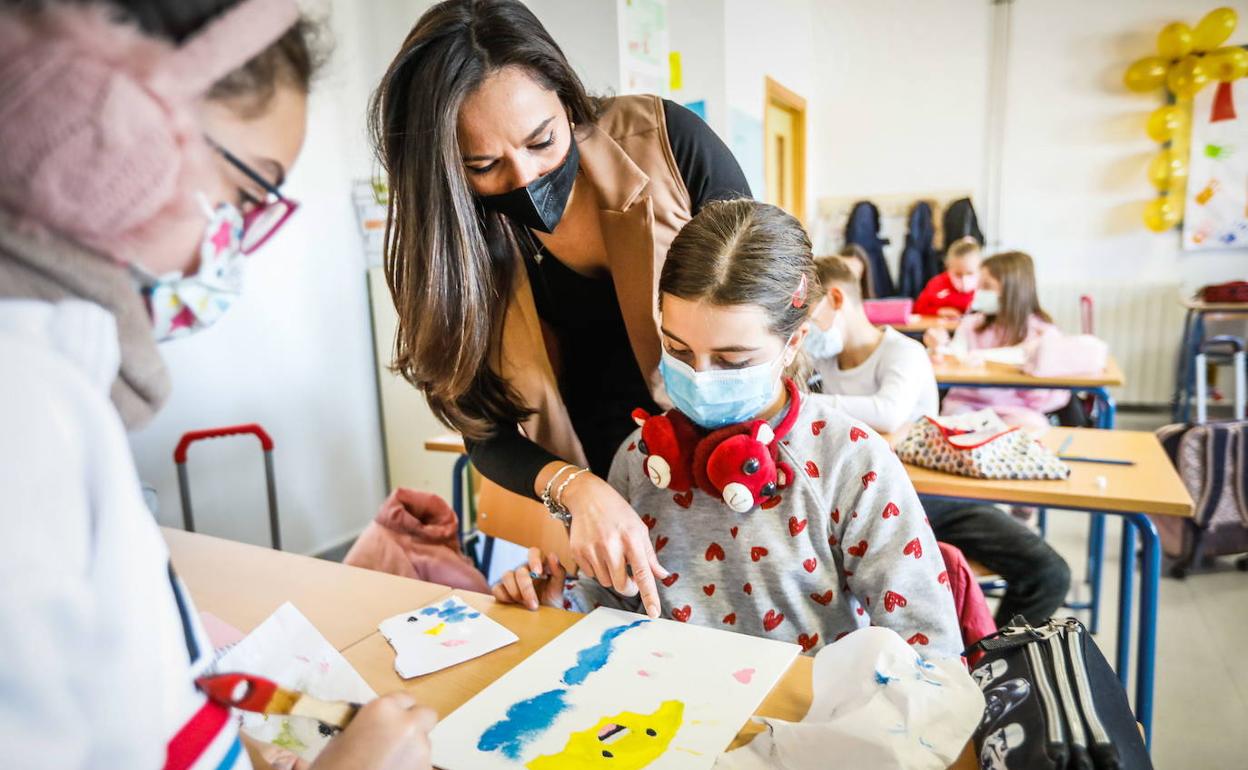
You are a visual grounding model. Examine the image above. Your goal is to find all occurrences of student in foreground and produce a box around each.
[808,256,1071,626]
[493,199,962,659]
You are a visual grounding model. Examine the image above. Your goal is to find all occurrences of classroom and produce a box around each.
[3,0,1247,768]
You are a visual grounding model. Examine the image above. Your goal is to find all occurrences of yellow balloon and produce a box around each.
[1193,8,1238,52]
[1159,22,1195,60]
[1168,55,1210,97]
[1206,46,1248,81]
[1146,104,1188,142]
[1143,197,1181,232]
[1124,56,1169,92]
[1148,149,1189,191]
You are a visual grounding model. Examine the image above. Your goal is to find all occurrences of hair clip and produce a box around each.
[791,273,808,308]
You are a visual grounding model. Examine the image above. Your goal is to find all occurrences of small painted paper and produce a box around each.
[213,602,375,761]
[430,606,799,770]
[379,595,519,679]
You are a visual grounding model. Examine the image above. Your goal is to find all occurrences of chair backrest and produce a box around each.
[476,477,576,567]
[1079,294,1094,335]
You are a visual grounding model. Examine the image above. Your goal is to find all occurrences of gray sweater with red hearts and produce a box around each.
[564,393,964,659]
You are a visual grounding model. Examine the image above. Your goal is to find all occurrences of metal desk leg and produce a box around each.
[1083,386,1116,633]
[1129,512,1161,748]
[1116,515,1135,688]
[451,454,470,552]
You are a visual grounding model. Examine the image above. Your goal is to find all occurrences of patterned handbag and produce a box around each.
[897,411,1071,480]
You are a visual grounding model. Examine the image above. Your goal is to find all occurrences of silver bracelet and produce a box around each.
[541,464,581,525]
[554,468,590,509]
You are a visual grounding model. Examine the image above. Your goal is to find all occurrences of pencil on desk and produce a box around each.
[1057,434,1074,455]
[1057,455,1135,466]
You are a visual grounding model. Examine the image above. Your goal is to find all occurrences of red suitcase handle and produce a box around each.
[174,423,274,463]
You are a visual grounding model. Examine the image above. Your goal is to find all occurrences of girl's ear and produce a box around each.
[783,326,806,367]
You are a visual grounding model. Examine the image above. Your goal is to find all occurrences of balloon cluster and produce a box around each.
[1124,7,1246,232]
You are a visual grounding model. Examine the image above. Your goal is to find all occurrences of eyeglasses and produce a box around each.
[208,139,299,255]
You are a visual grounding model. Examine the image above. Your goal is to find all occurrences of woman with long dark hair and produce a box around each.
[0,1,433,766]
[371,0,750,617]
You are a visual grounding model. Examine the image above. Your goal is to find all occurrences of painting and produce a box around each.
[430,607,799,770]
[213,602,375,761]
[1183,74,1248,250]
[378,596,518,678]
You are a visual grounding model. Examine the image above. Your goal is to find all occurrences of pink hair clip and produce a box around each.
[791,274,808,308]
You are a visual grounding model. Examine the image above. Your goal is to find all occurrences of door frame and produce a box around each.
[763,76,808,223]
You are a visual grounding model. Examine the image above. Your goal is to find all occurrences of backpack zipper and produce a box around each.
[1047,630,1092,770]
[1062,621,1112,745]
[1023,630,1066,746]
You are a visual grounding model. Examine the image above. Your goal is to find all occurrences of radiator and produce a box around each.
[1038,282,1186,406]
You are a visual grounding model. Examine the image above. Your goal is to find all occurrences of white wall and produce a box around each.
[669,0,729,137]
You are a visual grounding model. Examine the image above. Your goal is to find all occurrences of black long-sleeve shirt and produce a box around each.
[467,100,751,499]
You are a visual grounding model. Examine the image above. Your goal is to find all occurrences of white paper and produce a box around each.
[379,596,518,678]
[430,607,800,770]
[713,627,984,770]
[213,602,376,761]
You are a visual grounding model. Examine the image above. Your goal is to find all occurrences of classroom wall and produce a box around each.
[668,0,729,138]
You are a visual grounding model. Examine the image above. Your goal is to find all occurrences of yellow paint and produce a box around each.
[1195,180,1219,205]
[424,622,447,636]
[526,701,684,770]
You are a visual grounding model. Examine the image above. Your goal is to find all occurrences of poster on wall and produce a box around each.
[618,0,669,96]
[1183,77,1248,250]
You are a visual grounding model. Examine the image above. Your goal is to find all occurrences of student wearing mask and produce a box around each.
[913,236,981,318]
[0,2,434,767]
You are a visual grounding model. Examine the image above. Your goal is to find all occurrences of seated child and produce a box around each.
[815,255,1071,626]
[806,254,938,434]
[493,199,962,659]
[913,236,981,318]
[925,250,1070,433]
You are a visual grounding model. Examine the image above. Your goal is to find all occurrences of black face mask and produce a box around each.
[477,139,580,234]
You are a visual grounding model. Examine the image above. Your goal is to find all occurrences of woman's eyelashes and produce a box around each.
[465,132,558,176]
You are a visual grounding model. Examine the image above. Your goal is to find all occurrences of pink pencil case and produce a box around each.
[864,298,914,325]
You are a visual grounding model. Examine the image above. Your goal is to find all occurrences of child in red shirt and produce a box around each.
[913,236,981,318]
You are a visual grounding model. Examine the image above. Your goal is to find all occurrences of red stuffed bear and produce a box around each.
[631,407,702,492]
[694,421,794,513]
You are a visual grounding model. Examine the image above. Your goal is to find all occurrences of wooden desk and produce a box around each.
[904,427,1191,517]
[167,530,976,769]
[892,314,959,335]
[163,528,452,649]
[425,434,467,454]
[932,355,1125,389]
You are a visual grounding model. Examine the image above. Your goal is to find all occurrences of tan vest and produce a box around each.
[495,94,693,468]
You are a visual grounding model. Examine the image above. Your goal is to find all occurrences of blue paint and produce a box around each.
[420,599,479,623]
[477,688,569,760]
[919,737,935,749]
[561,619,649,686]
[874,670,898,686]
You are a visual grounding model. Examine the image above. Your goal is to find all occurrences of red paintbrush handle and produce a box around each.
[196,672,280,713]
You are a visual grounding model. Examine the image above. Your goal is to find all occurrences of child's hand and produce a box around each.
[492,548,568,610]
[936,307,961,320]
[923,327,950,351]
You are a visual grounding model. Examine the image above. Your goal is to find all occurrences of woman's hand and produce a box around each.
[562,473,668,618]
[493,548,567,610]
[309,693,437,770]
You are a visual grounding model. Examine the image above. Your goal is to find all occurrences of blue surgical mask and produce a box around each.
[804,315,844,360]
[970,288,1000,315]
[660,348,785,430]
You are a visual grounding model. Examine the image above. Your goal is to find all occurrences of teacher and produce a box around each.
[370,0,750,616]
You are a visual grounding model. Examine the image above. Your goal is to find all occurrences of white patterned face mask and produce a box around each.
[132,194,246,342]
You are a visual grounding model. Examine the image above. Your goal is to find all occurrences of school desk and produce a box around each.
[1173,297,1248,422]
[892,314,960,335]
[162,529,978,769]
[901,426,1192,747]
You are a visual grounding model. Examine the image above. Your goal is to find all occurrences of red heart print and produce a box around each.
[907,632,930,646]
[938,570,949,586]
[723,612,737,625]
[803,558,817,573]
[830,508,841,524]
[705,542,726,561]
[762,609,785,632]
[744,582,753,594]
[642,514,657,530]
[846,540,869,558]
[703,584,716,596]
[788,516,807,537]
[672,605,692,622]
[827,533,839,547]
[856,606,865,616]
[864,595,871,606]
[861,471,878,489]
[835,631,850,641]
[673,491,693,509]
[661,572,680,587]
[812,420,827,436]
[628,441,637,452]
[882,502,900,519]
[903,538,922,558]
[849,426,868,442]
[852,510,859,518]
[844,569,855,577]
[730,526,739,539]
[655,536,669,553]
[761,495,783,510]
[805,461,820,478]
[798,633,820,652]
[811,590,834,605]
[883,590,907,613]
[751,546,769,562]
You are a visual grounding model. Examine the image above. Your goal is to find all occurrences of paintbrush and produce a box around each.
[197,672,359,731]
